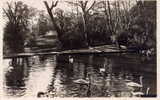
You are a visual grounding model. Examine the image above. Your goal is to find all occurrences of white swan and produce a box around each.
[131,87,150,97]
[73,79,89,84]
[125,76,150,97]
[100,68,105,73]
[146,87,150,95]
[131,91,144,96]
[99,63,106,73]
[69,55,74,63]
[126,76,143,88]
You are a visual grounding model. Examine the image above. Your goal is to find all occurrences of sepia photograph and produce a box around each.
[1,0,157,98]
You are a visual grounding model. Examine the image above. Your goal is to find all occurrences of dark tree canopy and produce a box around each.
[3,1,34,53]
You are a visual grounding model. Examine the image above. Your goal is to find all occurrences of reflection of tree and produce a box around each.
[72,57,85,79]
[5,57,31,96]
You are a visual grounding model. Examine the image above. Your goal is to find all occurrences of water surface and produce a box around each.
[3,53,156,97]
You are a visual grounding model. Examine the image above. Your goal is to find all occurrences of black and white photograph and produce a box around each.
[1,0,157,98]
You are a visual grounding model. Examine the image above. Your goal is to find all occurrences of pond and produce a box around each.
[3,53,156,97]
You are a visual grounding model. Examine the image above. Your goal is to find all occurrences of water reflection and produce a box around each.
[3,53,156,97]
[4,58,30,97]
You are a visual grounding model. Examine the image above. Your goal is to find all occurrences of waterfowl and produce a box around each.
[131,91,144,96]
[69,55,74,63]
[89,47,94,49]
[126,76,143,88]
[130,87,150,97]
[100,68,105,73]
[146,87,150,95]
[99,63,106,73]
[126,82,142,88]
[120,45,127,50]
[94,49,102,52]
[8,61,14,72]
[73,79,89,84]
[8,66,14,72]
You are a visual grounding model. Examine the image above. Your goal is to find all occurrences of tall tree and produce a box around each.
[67,1,96,47]
[43,1,64,44]
[3,1,34,53]
[102,1,119,47]
[129,0,156,49]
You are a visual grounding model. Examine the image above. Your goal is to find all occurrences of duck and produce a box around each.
[94,49,102,52]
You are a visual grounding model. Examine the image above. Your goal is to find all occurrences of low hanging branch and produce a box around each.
[86,1,96,13]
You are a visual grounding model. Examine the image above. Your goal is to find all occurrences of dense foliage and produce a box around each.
[3,0,156,53]
[3,1,36,53]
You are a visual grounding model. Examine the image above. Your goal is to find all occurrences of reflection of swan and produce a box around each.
[37,91,46,97]
[69,55,74,63]
[126,76,143,88]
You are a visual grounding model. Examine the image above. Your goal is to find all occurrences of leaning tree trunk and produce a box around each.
[43,1,64,44]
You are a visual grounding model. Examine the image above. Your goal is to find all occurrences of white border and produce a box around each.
[0,0,159,100]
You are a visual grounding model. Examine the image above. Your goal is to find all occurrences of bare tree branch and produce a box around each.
[84,1,88,10]
[6,2,15,20]
[3,8,12,21]
[86,1,96,13]
[51,1,58,10]
[43,1,63,40]
[79,1,85,12]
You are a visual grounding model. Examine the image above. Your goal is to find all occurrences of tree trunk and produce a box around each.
[43,1,63,43]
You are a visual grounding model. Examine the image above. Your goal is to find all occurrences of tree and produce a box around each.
[3,1,34,53]
[67,1,97,47]
[101,1,132,48]
[43,1,64,44]
[129,0,156,49]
